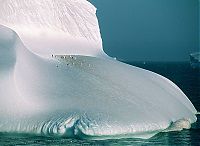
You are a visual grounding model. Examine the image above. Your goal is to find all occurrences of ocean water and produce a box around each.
[0,62,199,146]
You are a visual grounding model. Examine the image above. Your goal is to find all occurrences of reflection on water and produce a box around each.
[0,62,199,146]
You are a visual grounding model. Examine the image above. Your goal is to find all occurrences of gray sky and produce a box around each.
[90,0,199,61]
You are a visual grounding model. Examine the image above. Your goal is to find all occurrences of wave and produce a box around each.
[0,0,197,140]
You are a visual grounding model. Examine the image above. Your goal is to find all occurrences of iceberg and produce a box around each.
[190,52,200,69]
[0,0,197,139]
[0,0,106,58]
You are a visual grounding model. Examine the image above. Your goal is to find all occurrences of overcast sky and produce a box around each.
[90,0,199,61]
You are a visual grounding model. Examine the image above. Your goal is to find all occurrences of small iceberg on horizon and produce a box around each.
[190,52,200,69]
[0,0,197,139]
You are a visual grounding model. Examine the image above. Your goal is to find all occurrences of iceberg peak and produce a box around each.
[0,0,106,58]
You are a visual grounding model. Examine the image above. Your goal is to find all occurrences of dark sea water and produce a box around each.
[0,62,199,146]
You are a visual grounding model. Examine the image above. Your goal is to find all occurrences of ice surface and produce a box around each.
[0,0,106,58]
[0,0,197,139]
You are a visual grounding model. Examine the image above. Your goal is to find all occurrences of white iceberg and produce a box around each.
[0,0,197,139]
[190,52,200,69]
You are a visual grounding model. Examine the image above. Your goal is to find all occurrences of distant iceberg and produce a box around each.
[0,0,197,139]
[190,52,200,69]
